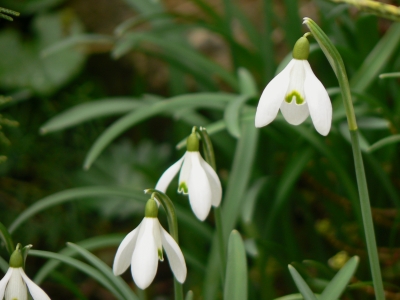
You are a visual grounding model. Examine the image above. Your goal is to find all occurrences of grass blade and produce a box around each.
[288,265,318,300]
[224,230,248,300]
[320,256,359,300]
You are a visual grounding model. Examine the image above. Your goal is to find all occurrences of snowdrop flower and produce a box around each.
[0,247,50,300]
[255,35,332,136]
[155,131,222,221]
[113,198,186,290]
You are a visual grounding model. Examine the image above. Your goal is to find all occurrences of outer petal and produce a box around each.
[19,268,50,300]
[0,268,13,300]
[5,268,27,300]
[199,156,222,207]
[155,155,185,192]
[255,60,295,127]
[187,152,212,221]
[303,61,332,136]
[159,224,187,283]
[178,152,191,194]
[113,223,141,275]
[131,218,158,289]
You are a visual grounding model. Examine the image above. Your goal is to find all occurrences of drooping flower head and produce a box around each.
[155,129,222,221]
[255,35,332,136]
[113,198,186,290]
[0,245,51,300]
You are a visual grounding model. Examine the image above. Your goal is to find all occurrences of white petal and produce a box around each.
[0,268,13,300]
[187,152,212,221]
[255,60,295,128]
[178,152,191,194]
[199,157,222,207]
[280,100,310,125]
[6,268,27,300]
[131,218,158,289]
[19,268,50,300]
[155,155,185,192]
[160,225,187,283]
[113,223,141,275]
[303,61,332,136]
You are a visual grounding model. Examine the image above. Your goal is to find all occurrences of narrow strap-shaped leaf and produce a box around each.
[41,34,114,58]
[0,222,14,254]
[367,134,400,153]
[34,234,125,284]
[238,68,258,97]
[224,230,248,300]
[40,99,147,134]
[241,177,268,224]
[0,255,8,273]
[350,22,400,92]
[29,250,125,300]
[288,265,318,300]
[9,186,211,242]
[185,290,194,300]
[265,147,313,238]
[273,293,307,300]
[224,95,251,138]
[8,186,147,234]
[203,119,258,300]
[320,256,359,300]
[83,93,235,169]
[67,242,139,300]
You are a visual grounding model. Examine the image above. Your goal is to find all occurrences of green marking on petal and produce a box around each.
[158,248,164,261]
[285,90,305,105]
[178,182,188,194]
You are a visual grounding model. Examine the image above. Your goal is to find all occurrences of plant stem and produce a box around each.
[350,130,385,300]
[304,18,385,300]
[214,206,226,283]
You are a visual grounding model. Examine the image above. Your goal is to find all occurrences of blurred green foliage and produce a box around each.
[0,0,400,299]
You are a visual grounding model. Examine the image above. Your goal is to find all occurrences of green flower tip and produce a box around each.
[9,248,23,268]
[292,36,310,60]
[186,132,199,152]
[145,198,158,218]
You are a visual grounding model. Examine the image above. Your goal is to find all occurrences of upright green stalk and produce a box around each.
[144,190,184,300]
[304,18,385,300]
[197,127,226,283]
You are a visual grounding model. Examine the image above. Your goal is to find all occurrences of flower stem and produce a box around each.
[304,17,385,300]
[197,127,226,283]
[145,190,184,300]
[350,130,385,300]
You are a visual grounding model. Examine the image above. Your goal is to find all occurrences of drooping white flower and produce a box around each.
[113,199,186,290]
[155,132,222,221]
[255,36,332,136]
[0,249,50,300]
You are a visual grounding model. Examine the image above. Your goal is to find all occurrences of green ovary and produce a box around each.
[285,90,305,105]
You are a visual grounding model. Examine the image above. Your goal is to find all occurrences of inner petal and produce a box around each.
[285,60,306,105]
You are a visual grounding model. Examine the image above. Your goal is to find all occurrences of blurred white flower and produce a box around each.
[0,267,50,300]
[156,150,222,221]
[255,37,332,136]
[113,217,186,290]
